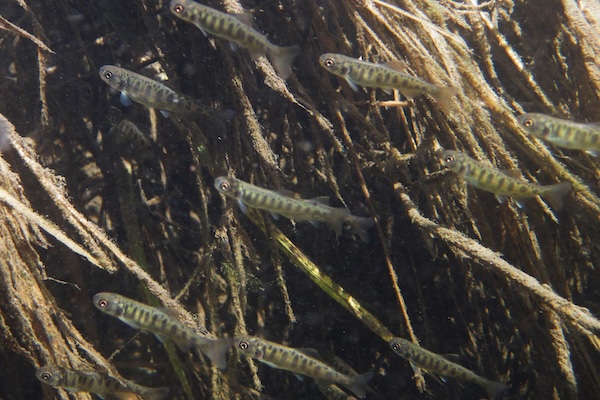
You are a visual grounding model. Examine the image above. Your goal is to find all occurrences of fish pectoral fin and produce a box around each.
[500,168,522,179]
[382,59,408,72]
[230,42,240,52]
[260,360,280,369]
[237,200,249,214]
[345,77,360,92]
[309,220,321,228]
[232,12,255,28]
[155,334,169,343]
[159,110,170,118]
[119,92,133,107]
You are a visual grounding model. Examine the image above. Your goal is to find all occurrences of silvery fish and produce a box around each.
[169,0,300,79]
[235,336,373,398]
[36,365,169,400]
[437,150,571,210]
[517,113,600,156]
[214,176,374,242]
[93,292,233,370]
[319,53,458,113]
[389,337,508,399]
[99,65,234,120]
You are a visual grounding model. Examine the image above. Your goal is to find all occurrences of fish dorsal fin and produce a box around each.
[441,353,460,363]
[306,196,330,205]
[158,307,180,320]
[274,189,302,199]
[383,60,408,73]
[296,347,322,360]
[501,168,522,179]
[233,12,255,28]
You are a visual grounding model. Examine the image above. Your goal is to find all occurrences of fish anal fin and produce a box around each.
[586,150,599,157]
[114,392,139,400]
[294,373,306,381]
[513,197,527,209]
[382,88,393,95]
[159,110,170,118]
[270,212,281,220]
[383,60,408,72]
[495,194,507,204]
[326,208,352,238]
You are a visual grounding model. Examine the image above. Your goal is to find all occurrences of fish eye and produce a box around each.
[104,71,113,80]
[324,58,335,67]
[220,181,230,191]
[238,341,249,350]
[40,372,52,381]
[523,118,534,127]
[173,4,184,13]
[444,155,454,163]
[97,299,109,308]
[391,342,400,351]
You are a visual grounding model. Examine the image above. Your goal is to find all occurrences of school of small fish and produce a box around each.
[37,0,597,399]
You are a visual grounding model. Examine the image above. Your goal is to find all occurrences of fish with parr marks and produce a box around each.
[436,150,571,210]
[389,337,508,399]
[517,113,600,156]
[36,365,169,400]
[169,0,300,79]
[319,53,458,113]
[93,292,233,370]
[99,65,234,121]
[214,176,374,242]
[236,336,373,398]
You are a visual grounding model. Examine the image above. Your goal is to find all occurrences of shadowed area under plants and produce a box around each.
[0,0,599,399]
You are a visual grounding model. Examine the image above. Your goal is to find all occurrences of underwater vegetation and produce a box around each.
[0,0,599,399]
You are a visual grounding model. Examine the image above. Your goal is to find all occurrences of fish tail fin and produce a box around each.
[346,371,374,398]
[197,338,234,370]
[435,85,459,114]
[542,181,571,211]
[483,379,509,399]
[269,44,301,79]
[346,215,375,243]
[327,208,352,239]
[141,386,170,400]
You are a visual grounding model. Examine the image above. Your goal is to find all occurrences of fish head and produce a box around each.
[319,53,350,76]
[436,149,464,170]
[388,337,411,357]
[99,65,128,92]
[169,0,193,20]
[36,365,64,386]
[93,292,125,318]
[235,336,264,359]
[516,113,551,138]
[214,176,241,198]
